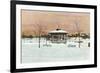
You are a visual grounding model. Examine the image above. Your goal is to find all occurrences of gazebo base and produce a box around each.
[51,40,67,44]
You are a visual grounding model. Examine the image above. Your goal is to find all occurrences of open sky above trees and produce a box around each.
[21,10,90,36]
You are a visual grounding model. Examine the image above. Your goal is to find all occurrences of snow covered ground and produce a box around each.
[21,38,90,63]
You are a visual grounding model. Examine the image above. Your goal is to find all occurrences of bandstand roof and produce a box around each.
[49,29,68,34]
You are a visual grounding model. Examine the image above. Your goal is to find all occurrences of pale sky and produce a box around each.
[21,10,90,35]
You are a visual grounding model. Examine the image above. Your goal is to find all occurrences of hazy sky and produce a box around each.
[21,10,90,35]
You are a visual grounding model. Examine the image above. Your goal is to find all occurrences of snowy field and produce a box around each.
[21,38,90,63]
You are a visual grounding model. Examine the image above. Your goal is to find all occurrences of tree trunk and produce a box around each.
[79,33,80,48]
[46,36,47,45]
[39,35,40,48]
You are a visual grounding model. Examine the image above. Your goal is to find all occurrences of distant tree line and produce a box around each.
[22,33,89,39]
[68,33,90,39]
[22,33,48,38]
[22,34,33,38]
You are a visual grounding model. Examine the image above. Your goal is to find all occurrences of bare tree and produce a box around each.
[36,23,44,48]
[74,21,81,48]
[32,19,48,48]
